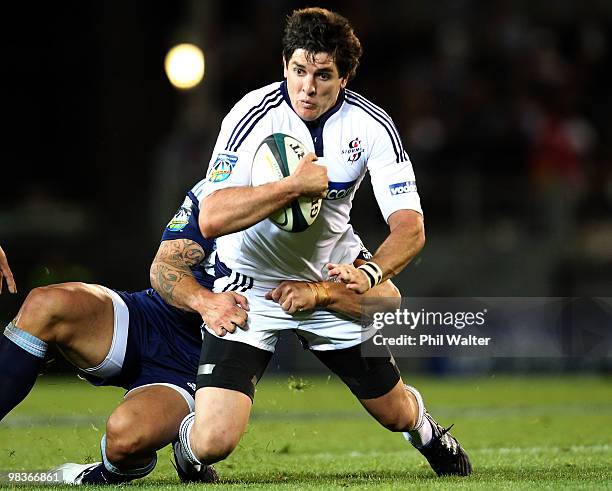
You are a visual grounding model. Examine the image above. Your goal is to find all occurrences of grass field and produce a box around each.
[0,374,610,489]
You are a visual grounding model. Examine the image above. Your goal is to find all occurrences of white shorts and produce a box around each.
[209,273,376,352]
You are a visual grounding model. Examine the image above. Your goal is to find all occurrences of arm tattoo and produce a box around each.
[150,239,205,306]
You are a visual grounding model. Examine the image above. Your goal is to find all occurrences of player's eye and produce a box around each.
[318,73,331,81]
[294,67,305,75]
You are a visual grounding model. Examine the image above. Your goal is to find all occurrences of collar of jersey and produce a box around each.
[280,80,346,130]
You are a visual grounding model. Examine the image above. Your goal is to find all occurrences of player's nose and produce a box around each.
[303,76,316,95]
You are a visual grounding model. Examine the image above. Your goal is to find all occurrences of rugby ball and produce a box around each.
[251,133,322,232]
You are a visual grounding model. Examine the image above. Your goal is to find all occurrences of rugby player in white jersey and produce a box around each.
[176,7,471,478]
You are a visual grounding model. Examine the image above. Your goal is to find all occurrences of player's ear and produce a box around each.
[340,76,348,89]
[283,56,289,78]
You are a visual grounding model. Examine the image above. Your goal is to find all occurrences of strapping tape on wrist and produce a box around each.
[357,261,383,289]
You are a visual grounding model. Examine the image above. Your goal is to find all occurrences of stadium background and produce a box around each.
[1,0,611,375]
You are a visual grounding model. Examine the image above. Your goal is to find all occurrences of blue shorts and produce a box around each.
[80,287,203,410]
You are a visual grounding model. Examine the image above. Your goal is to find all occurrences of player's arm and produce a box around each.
[266,277,400,320]
[150,239,248,337]
[150,239,208,313]
[199,153,327,239]
[328,209,425,293]
[0,245,17,294]
[266,258,402,319]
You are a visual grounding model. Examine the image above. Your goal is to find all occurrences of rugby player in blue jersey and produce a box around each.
[0,183,240,484]
[0,179,397,485]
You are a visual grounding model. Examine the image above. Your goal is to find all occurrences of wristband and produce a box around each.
[306,282,331,307]
[357,261,383,289]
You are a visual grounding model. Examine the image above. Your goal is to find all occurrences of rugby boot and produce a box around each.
[418,412,472,476]
[172,440,219,483]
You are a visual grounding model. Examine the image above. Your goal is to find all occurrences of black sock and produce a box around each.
[0,323,47,420]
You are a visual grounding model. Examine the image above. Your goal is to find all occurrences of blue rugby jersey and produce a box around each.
[120,182,216,368]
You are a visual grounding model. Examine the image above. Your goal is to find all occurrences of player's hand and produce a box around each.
[200,291,249,337]
[0,246,17,294]
[326,262,370,294]
[265,281,317,314]
[290,152,328,198]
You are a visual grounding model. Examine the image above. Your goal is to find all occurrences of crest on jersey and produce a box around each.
[208,153,238,182]
[341,137,364,163]
[167,196,193,231]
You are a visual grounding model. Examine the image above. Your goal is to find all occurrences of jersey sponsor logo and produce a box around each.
[166,196,193,231]
[341,137,364,163]
[324,179,357,200]
[389,181,417,196]
[208,153,238,182]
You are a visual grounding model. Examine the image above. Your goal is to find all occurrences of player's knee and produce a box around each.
[190,424,240,464]
[105,409,149,463]
[17,286,71,342]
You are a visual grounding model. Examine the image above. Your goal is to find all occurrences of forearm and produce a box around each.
[150,240,210,312]
[371,210,425,281]
[199,180,300,238]
[326,280,401,320]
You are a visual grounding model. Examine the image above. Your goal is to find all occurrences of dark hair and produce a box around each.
[282,7,362,80]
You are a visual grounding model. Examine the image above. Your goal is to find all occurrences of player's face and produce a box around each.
[284,49,348,121]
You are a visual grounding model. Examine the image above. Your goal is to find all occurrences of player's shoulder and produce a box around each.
[343,88,408,162]
[189,177,208,202]
[219,81,284,153]
[343,88,396,127]
[226,81,284,120]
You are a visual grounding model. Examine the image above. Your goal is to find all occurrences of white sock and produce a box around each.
[178,412,201,466]
[402,385,433,448]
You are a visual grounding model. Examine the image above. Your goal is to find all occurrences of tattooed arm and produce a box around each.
[150,239,249,337]
[150,239,206,312]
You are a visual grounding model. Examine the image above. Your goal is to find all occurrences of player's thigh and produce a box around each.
[15,282,114,368]
[107,385,192,451]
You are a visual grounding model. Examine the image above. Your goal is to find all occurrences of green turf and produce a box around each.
[1,374,610,489]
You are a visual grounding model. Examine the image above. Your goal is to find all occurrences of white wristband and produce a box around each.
[357,261,383,289]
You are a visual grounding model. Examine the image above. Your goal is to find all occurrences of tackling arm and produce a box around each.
[265,258,402,320]
[150,239,208,313]
[266,278,400,320]
[149,239,248,337]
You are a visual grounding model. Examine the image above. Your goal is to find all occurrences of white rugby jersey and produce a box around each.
[200,81,422,283]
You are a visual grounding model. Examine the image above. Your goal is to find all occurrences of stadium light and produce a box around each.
[164,43,205,90]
